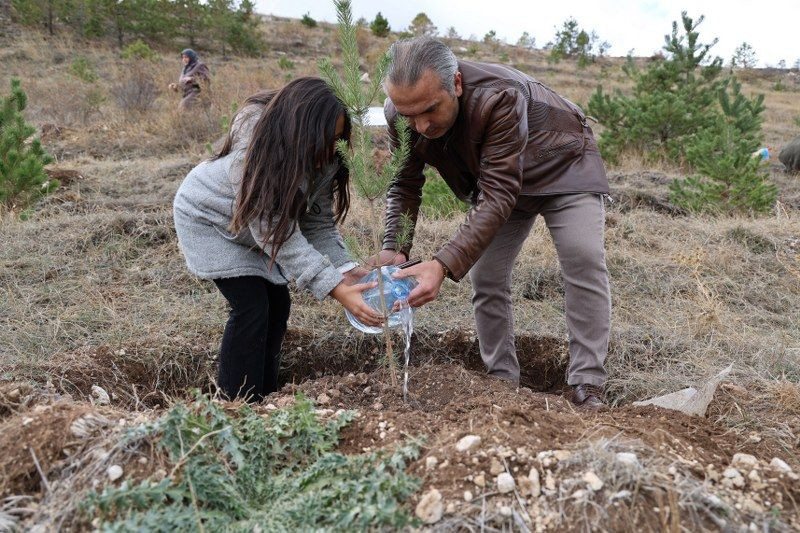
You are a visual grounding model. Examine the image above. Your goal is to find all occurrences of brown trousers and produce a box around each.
[468,193,611,387]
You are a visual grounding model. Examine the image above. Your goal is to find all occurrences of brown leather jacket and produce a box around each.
[383,60,609,281]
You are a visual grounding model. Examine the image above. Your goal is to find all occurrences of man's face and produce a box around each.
[386,69,462,139]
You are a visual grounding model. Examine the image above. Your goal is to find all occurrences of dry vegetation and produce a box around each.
[1,13,800,531]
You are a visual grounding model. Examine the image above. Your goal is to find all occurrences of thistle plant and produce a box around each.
[319,0,412,387]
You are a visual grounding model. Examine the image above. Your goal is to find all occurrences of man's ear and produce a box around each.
[454,71,463,98]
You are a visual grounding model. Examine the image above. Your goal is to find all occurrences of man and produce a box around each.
[378,37,611,408]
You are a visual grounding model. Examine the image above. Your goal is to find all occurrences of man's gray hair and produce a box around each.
[385,37,458,95]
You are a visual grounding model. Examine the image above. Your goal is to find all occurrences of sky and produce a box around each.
[253,0,799,67]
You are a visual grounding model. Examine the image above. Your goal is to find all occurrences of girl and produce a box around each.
[173,77,381,402]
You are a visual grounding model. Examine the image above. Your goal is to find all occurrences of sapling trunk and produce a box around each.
[319,0,411,390]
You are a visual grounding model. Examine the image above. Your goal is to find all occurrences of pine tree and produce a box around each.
[731,42,757,68]
[370,12,389,37]
[1,79,57,210]
[587,12,724,164]
[408,12,436,37]
[319,0,412,387]
[669,78,776,214]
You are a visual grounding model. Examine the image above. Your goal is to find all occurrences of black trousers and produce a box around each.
[213,276,291,402]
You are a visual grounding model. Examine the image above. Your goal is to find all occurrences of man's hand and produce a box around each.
[367,250,407,269]
[342,266,369,286]
[391,259,445,308]
[330,280,383,327]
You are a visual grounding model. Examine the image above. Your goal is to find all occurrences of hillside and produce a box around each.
[1,11,800,531]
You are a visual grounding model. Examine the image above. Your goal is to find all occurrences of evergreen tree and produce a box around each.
[319,0,412,387]
[301,12,317,28]
[587,12,724,163]
[370,11,389,37]
[547,17,606,68]
[1,79,57,209]
[408,12,436,37]
[731,42,757,68]
[445,26,460,40]
[517,31,535,49]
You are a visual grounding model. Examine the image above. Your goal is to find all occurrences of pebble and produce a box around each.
[583,471,604,491]
[463,490,473,502]
[545,471,556,491]
[372,402,383,410]
[616,452,639,468]
[611,490,632,500]
[490,457,504,475]
[426,456,439,470]
[91,385,110,405]
[446,503,456,514]
[415,488,444,524]
[770,457,792,473]
[316,393,331,405]
[106,465,123,481]
[499,505,512,517]
[731,453,758,470]
[473,474,486,488]
[496,472,515,493]
[456,435,482,452]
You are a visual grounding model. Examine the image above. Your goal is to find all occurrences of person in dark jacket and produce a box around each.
[779,135,800,172]
[169,48,210,110]
[377,37,611,408]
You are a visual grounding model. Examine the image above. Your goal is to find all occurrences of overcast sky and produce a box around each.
[254,0,799,67]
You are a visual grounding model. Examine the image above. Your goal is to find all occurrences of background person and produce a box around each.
[173,77,380,402]
[169,48,210,110]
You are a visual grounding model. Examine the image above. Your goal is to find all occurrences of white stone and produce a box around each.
[583,471,604,491]
[415,488,444,524]
[91,385,110,405]
[770,457,792,473]
[518,468,541,497]
[107,465,123,481]
[731,453,758,470]
[456,435,482,452]
[616,452,639,467]
[496,472,515,493]
[490,457,504,475]
[425,456,439,470]
[499,505,512,517]
[611,490,632,500]
[545,471,556,491]
[463,490,473,502]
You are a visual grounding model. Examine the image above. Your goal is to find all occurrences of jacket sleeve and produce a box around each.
[382,103,426,257]
[434,88,527,281]
[297,170,355,271]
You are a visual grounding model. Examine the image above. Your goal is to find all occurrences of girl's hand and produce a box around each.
[330,281,383,327]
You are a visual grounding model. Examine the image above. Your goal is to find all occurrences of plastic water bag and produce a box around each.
[345,266,417,334]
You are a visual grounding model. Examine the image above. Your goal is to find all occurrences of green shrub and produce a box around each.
[1,78,57,210]
[421,167,469,219]
[370,12,390,37]
[83,393,421,530]
[121,39,158,61]
[301,12,317,28]
[277,56,294,70]
[69,55,98,83]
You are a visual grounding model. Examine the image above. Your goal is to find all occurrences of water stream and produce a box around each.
[397,304,414,403]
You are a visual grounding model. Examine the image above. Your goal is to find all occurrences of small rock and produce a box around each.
[372,402,384,410]
[456,435,482,452]
[518,468,541,497]
[611,490,632,500]
[731,453,758,470]
[316,393,330,405]
[572,489,587,499]
[425,456,439,470]
[770,457,792,473]
[91,385,110,405]
[445,502,456,514]
[22,417,34,426]
[496,472,515,493]
[499,505,512,517]
[473,474,486,488]
[583,471,604,491]
[553,449,571,461]
[616,452,639,468]
[490,457,504,475]
[722,467,745,488]
[439,459,450,469]
[463,490,473,502]
[107,465,123,481]
[415,488,444,524]
[545,471,556,491]
[137,457,148,465]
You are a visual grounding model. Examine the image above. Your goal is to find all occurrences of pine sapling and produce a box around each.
[318,0,412,387]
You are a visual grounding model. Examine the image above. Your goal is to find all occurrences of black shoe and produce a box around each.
[571,384,605,409]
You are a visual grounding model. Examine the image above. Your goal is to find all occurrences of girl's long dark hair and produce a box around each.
[227,77,351,262]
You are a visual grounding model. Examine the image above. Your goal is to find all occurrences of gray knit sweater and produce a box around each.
[173,104,355,300]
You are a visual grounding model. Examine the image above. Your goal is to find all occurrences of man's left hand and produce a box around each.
[391,259,445,308]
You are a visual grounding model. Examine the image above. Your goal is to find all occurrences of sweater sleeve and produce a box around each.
[297,168,354,270]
